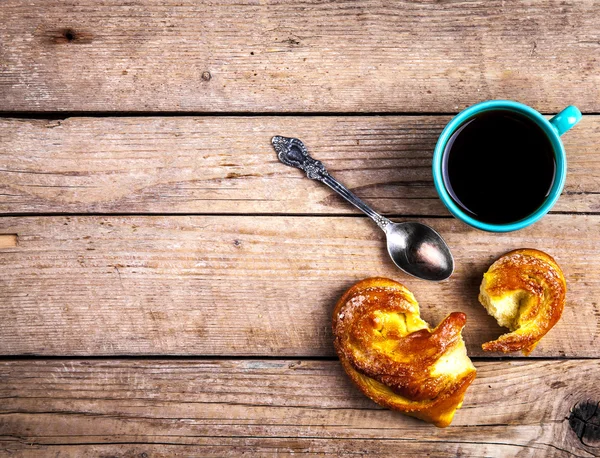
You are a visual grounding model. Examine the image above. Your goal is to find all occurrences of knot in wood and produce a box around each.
[51,28,93,44]
[569,400,600,446]
[64,29,76,41]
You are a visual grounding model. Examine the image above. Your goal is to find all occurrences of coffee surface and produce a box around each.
[442,110,556,225]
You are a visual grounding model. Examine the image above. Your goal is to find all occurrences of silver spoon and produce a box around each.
[272,136,454,281]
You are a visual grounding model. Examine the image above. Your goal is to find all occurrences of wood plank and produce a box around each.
[0,116,598,215]
[1,0,599,113]
[0,215,598,357]
[0,359,598,456]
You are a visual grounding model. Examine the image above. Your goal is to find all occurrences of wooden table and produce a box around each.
[1,1,599,456]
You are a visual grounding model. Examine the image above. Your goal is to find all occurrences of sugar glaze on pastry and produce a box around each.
[479,248,566,355]
[333,277,476,428]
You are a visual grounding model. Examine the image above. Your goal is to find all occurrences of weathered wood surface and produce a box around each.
[1,0,599,113]
[0,359,598,456]
[2,1,600,454]
[1,215,598,357]
[0,116,598,215]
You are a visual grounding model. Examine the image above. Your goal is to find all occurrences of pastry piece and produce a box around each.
[333,277,476,428]
[479,249,566,355]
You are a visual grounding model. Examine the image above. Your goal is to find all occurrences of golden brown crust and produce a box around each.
[333,277,476,428]
[479,249,567,355]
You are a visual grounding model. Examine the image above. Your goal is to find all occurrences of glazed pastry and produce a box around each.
[479,249,566,355]
[333,277,476,428]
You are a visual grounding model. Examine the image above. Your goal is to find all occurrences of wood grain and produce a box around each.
[0,359,598,456]
[0,215,598,357]
[1,0,599,113]
[0,116,598,215]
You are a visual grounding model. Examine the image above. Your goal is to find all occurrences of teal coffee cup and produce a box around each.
[432,100,581,232]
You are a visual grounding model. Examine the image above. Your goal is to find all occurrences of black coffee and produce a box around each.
[442,110,556,224]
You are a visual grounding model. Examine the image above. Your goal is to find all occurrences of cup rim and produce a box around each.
[432,100,567,232]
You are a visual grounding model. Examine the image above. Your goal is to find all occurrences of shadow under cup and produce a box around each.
[432,100,581,232]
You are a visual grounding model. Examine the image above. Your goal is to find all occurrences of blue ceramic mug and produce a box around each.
[432,100,581,232]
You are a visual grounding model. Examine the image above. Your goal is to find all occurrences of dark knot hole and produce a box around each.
[64,29,76,41]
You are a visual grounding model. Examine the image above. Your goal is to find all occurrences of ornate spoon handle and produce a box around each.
[272,135,391,231]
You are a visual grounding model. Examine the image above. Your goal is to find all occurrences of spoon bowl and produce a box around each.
[385,222,454,281]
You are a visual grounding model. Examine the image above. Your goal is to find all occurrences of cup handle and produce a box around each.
[549,105,582,136]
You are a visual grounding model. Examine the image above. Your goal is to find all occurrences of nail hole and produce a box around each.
[50,28,93,44]
[202,71,212,81]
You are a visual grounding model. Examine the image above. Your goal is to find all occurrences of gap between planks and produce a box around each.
[2,212,600,217]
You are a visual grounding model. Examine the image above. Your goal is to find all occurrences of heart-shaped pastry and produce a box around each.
[479,248,567,355]
[333,277,476,427]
